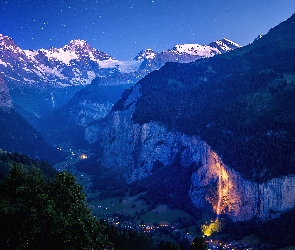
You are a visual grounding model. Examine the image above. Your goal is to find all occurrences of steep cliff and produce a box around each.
[0,77,13,112]
[86,83,288,221]
[90,93,295,221]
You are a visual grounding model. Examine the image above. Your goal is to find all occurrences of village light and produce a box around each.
[79,153,88,159]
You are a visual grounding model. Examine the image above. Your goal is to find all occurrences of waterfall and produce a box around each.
[51,92,55,108]
[216,166,222,218]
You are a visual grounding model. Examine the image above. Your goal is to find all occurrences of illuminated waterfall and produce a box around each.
[216,166,222,217]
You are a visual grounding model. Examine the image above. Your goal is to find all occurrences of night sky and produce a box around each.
[1,0,294,60]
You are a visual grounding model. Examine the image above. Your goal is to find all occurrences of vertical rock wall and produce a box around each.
[0,77,13,112]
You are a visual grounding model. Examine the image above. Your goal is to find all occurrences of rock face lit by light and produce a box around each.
[190,148,257,221]
[209,152,231,218]
[190,146,295,221]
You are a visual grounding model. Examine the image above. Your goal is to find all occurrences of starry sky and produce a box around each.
[1,0,294,60]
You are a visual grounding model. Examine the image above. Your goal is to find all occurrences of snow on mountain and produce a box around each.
[24,48,79,65]
[134,49,158,61]
[136,39,241,72]
[98,59,142,73]
[172,43,220,57]
[173,39,240,57]
[0,35,132,87]
[0,34,240,88]
[209,38,241,52]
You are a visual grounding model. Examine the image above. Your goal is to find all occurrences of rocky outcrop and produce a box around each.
[70,101,113,127]
[0,77,13,112]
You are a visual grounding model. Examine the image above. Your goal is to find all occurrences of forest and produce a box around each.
[0,151,207,249]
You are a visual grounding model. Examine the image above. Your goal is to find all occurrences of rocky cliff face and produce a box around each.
[86,84,295,222]
[189,149,295,221]
[0,77,13,112]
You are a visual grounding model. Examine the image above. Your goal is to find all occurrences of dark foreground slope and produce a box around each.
[0,152,111,249]
[0,152,195,250]
[128,13,295,183]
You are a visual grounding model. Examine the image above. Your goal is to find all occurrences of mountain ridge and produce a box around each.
[0,34,240,87]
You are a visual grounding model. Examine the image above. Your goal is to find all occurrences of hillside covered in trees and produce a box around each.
[0,151,110,249]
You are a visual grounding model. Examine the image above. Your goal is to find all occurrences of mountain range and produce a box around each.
[0,35,239,88]
[0,34,240,146]
[2,12,295,247]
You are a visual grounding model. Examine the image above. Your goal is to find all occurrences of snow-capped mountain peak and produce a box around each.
[171,39,240,57]
[137,39,240,72]
[69,38,88,47]
[172,43,216,56]
[0,34,21,52]
[63,39,92,52]
[0,35,118,87]
[134,49,157,61]
[209,38,240,52]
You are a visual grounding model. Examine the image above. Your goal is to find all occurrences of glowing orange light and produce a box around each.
[79,154,88,159]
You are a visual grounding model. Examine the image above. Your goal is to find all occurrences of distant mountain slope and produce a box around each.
[38,78,133,147]
[0,77,63,163]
